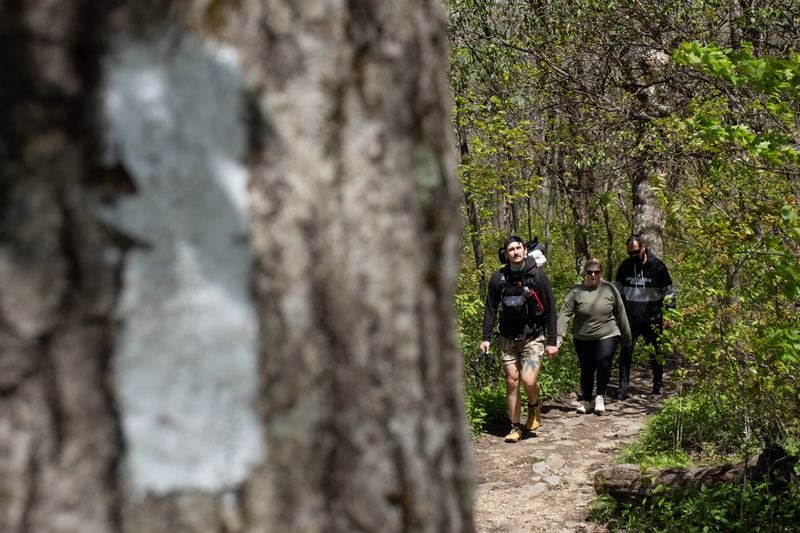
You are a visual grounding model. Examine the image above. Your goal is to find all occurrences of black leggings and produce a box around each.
[574,336,620,401]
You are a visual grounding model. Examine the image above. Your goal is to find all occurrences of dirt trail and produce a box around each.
[473,369,671,532]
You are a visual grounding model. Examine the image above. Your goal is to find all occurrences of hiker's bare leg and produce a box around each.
[521,357,541,406]
[503,362,521,422]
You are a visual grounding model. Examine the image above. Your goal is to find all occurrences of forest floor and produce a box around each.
[473,366,673,532]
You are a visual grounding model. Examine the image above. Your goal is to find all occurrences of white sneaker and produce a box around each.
[576,401,593,414]
[595,395,605,413]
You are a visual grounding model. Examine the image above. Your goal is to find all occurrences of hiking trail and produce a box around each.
[473,368,671,532]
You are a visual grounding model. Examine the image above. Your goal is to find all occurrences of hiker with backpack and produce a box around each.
[557,258,632,415]
[614,235,676,399]
[480,235,559,443]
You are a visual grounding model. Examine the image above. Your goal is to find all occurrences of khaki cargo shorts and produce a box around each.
[499,335,545,368]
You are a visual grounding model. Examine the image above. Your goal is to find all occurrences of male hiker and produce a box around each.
[614,234,676,399]
[480,236,559,443]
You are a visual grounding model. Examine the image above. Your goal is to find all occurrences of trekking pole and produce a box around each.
[470,339,496,390]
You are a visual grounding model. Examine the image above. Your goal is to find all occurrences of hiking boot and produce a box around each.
[614,389,628,401]
[650,384,662,396]
[525,402,541,431]
[576,401,593,414]
[504,424,524,443]
[594,395,605,414]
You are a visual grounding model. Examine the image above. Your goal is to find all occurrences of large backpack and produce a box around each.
[499,267,546,324]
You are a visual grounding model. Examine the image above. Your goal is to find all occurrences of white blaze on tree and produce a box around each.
[0,1,472,530]
[102,33,262,494]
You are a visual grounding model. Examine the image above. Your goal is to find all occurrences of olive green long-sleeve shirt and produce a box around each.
[557,280,632,346]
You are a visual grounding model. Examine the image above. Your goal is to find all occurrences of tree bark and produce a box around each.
[595,463,748,505]
[243,1,474,531]
[0,1,125,531]
[1,1,473,532]
[632,171,666,257]
[629,49,670,258]
[566,164,592,275]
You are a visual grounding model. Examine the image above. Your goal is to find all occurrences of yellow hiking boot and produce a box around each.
[503,423,524,443]
[525,402,541,431]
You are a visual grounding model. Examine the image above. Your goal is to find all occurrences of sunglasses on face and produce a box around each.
[628,249,642,256]
[585,270,601,275]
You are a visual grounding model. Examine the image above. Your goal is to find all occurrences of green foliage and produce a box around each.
[538,341,580,401]
[675,42,800,101]
[464,383,507,436]
[591,478,800,532]
[618,393,742,468]
[664,39,800,453]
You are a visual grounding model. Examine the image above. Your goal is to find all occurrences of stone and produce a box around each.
[546,453,566,471]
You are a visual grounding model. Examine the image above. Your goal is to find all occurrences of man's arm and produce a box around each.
[481,272,500,342]
[537,269,559,348]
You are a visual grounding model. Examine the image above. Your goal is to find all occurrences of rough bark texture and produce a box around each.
[594,462,748,505]
[0,1,125,531]
[2,0,471,532]
[243,1,473,531]
[632,173,665,257]
[629,49,670,258]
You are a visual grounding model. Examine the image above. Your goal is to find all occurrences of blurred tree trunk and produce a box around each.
[244,1,473,529]
[0,1,124,531]
[0,1,473,532]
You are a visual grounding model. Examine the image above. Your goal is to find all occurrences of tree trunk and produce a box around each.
[243,1,473,531]
[601,202,614,278]
[544,171,557,260]
[632,171,665,257]
[0,1,473,532]
[459,125,487,297]
[629,49,670,258]
[0,1,124,530]
[595,462,748,504]
[566,164,592,275]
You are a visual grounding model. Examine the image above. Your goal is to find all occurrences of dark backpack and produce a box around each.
[499,268,546,323]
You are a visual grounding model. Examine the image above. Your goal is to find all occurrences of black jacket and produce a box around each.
[614,251,676,325]
[482,258,558,345]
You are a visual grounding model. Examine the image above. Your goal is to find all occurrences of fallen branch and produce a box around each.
[594,446,798,504]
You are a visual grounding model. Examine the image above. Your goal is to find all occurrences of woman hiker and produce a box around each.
[557,258,632,414]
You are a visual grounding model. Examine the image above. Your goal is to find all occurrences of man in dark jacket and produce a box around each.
[614,235,676,398]
[480,235,559,442]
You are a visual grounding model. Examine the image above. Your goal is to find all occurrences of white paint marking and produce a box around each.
[103,33,263,494]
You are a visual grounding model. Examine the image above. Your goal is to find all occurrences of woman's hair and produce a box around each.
[584,258,602,273]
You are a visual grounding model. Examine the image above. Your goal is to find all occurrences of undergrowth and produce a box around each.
[618,392,742,468]
[592,392,800,531]
[590,480,800,532]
